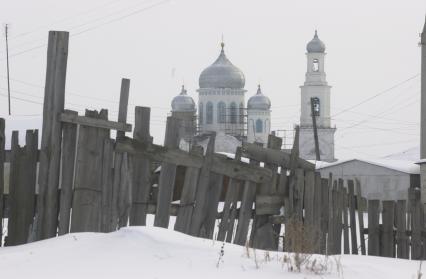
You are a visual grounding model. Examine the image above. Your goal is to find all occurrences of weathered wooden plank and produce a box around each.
[58,110,78,236]
[190,133,216,237]
[0,118,4,246]
[395,200,409,259]
[326,174,334,255]
[115,138,271,184]
[381,200,395,258]
[304,170,315,227]
[347,180,358,255]
[319,177,329,254]
[313,172,322,253]
[7,131,21,245]
[255,195,285,215]
[154,117,181,228]
[60,113,132,132]
[368,199,380,256]
[342,187,350,254]
[130,106,152,226]
[36,31,68,240]
[203,173,224,239]
[241,142,315,170]
[355,179,366,255]
[4,149,40,163]
[101,139,114,232]
[411,200,423,260]
[217,148,243,242]
[116,78,130,139]
[174,146,203,234]
[118,152,132,228]
[251,135,282,251]
[334,179,344,254]
[71,110,110,233]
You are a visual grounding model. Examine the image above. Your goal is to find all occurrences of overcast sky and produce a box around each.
[0,0,425,159]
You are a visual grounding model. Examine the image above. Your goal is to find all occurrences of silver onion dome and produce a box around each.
[171,85,195,112]
[247,85,271,110]
[306,30,326,53]
[199,43,245,89]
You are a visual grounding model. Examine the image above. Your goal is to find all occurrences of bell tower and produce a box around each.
[299,30,336,162]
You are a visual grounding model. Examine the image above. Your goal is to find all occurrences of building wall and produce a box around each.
[317,160,412,201]
[299,126,336,162]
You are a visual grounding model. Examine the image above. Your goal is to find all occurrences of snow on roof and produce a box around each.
[316,157,420,174]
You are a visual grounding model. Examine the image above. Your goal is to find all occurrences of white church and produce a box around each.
[170,31,336,162]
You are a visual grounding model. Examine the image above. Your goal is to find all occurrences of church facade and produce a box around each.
[170,31,336,160]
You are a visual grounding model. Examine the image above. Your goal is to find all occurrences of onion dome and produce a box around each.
[306,30,326,53]
[247,85,271,110]
[199,42,245,89]
[171,85,195,112]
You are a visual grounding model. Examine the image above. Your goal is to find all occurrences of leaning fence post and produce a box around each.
[36,31,69,240]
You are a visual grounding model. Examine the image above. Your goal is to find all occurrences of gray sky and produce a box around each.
[0,0,425,159]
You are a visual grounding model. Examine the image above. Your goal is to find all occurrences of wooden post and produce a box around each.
[381,200,395,258]
[174,145,203,234]
[0,118,4,245]
[342,187,350,254]
[154,116,181,228]
[58,110,78,235]
[116,78,130,139]
[36,31,69,240]
[190,132,216,237]
[355,179,366,255]
[101,138,114,232]
[411,200,423,260]
[130,106,152,226]
[347,180,358,255]
[71,110,110,233]
[368,200,380,256]
[395,200,409,259]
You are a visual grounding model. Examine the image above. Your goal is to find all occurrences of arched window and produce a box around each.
[239,103,244,124]
[206,102,213,124]
[199,102,203,125]
[256,119,263,133]
[311,97,320,116]
[217,102,226,123]
[312,58,319,72]
[230,102,237,124]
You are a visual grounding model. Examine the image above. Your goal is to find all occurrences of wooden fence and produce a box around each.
[0,30,426,260]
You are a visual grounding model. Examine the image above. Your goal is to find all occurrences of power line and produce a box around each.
[331,73,420,117]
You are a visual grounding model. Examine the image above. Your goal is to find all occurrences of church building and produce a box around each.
[170,31,336,158]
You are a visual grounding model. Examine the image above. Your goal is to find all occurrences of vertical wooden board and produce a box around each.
[411,200,423,260]
[303,170,315,227]
[118,153,132,228]
[356,179,366,255]
[327,174,334,255]
[6,131,20,245]
[334,180,343,254]
[202,173,224,239]
[58,110,78,236]
[319,178,329,254]
[190,133,216,237]
[381,200,395,258]
[70,110,109,233]
[37,31,68,240]
[294,168,305,222]
[130,106,152,226]
[0,118,4,245]
[154,117,181,228]
[111,152,123,231]
[116,78,130,139]
[342,187,350,254]
[313,172,322,253]
[101,139,114,232]
[233,179,257,246]
[395,200,408,259]
[368,200,380,256]
[174,159,201,233]
[217,177,239,241]
[347,180,358,254]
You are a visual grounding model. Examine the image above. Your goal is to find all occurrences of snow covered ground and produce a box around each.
[0,226,423,279]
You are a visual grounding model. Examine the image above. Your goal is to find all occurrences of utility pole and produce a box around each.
[420,16,426,204]
[310,97,321,161]
[5,24,11,115]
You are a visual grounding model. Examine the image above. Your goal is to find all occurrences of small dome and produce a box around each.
[247,85,271,110]
[199,43,245,89]
[171,86,195,112]
[306,30,326,53]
